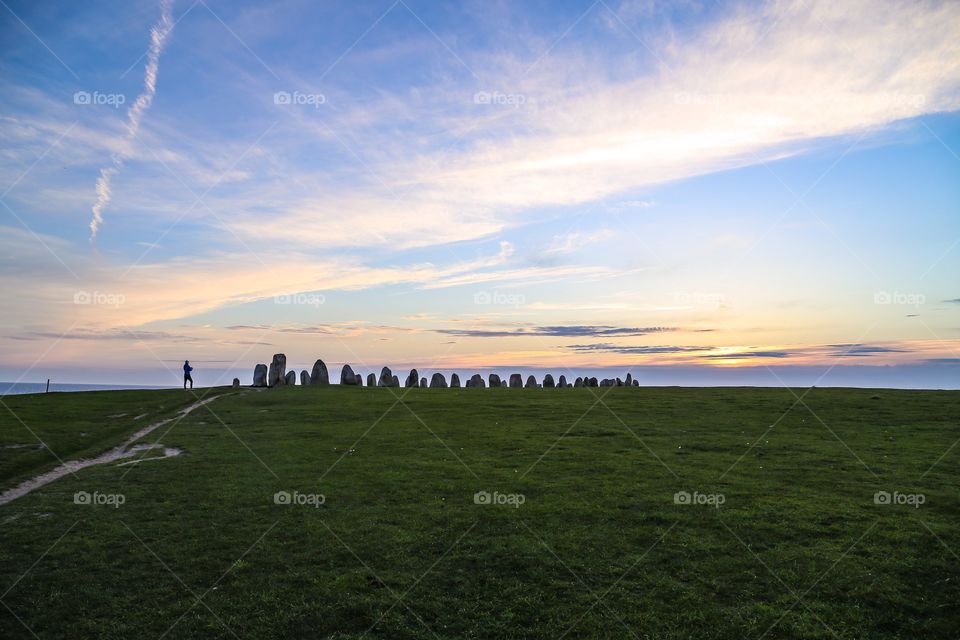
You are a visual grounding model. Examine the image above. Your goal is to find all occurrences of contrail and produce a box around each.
[89,0,175,241]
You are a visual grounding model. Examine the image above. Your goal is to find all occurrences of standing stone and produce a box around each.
[469,374,485,388]
[509,374,523,388]
[253,364,268,387]
[393,375,400,387]
[406,369,419,388]
[378,366,394,387]
[268,353,287,387]
[625,373,633,386]
[300,370,309,386]
[525,375,537,388]
[574,377,583,387]
[587,377,599,387]
[232,378,240,389]
[355,374,363,386]
[633,380,639,387]
[367,373,376,387]
[450,373,461,388]
[310,360,329,385]
[489,373,501,387]
[558,375,567,388]
[341,364,357,385]
[543,374,555,388]
[501,380,508,387]
[420,377,427,387]
[285,371,297,386]
[430,372,447,388]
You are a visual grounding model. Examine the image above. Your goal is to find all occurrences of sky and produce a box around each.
[1,0,959,388]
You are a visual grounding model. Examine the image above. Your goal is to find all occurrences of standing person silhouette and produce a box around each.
[183,360,193,389]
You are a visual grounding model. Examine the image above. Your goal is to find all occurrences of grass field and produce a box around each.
[1,385,958,639]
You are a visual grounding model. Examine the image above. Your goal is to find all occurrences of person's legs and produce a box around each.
[184,374,193,389]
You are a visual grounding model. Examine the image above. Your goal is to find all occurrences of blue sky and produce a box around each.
[1,0,959,387]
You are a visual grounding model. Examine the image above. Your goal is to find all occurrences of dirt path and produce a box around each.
[0,393,230,506]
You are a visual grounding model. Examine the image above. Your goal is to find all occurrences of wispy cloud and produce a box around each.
[567,343,704,354]
[437,325,675,338]
[700,350,791,359]
[827,344,909,357]
[88,0,175,240]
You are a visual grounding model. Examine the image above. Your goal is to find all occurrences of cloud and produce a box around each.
[699,351,792,359]
[437,325,675,338]
[827,344,909,357]
[89,0,175,240]
[177,0,960,252]
[567,343,705,354]
[944,298,960,304]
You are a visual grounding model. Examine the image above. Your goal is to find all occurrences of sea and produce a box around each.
[0,382,173,396]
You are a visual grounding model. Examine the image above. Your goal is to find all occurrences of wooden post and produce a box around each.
[46,379,50,393]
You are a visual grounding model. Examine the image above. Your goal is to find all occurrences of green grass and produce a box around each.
[1,385,958,639]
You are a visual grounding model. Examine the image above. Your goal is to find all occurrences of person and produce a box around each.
[183,360,193,389]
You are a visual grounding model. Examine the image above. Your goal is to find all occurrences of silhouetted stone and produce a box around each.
[489,374,501,387]
[633,380,639,387]
[430,372,447,388]
[310,360,329,385]
[509,374,523,388]
[253,364,268,387]
[393,375,400,387]
[450,373,461,388]
[406,369,419,388]
[420,377,427,387]
[285,371,297,386]
[558,375,567,388]
[341,364,358,385]
[469,374,485,388]
[300,370,309,385]
[367,373,376,387]
[232,378,240,389]
[543,374,555,388]
[587,377,598,387]
[268,353,287,387]
[378,367,395,387]
[625,373,633,386]
[355,374,363,386]
[525,375,537,388]
[574,377,583,387]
